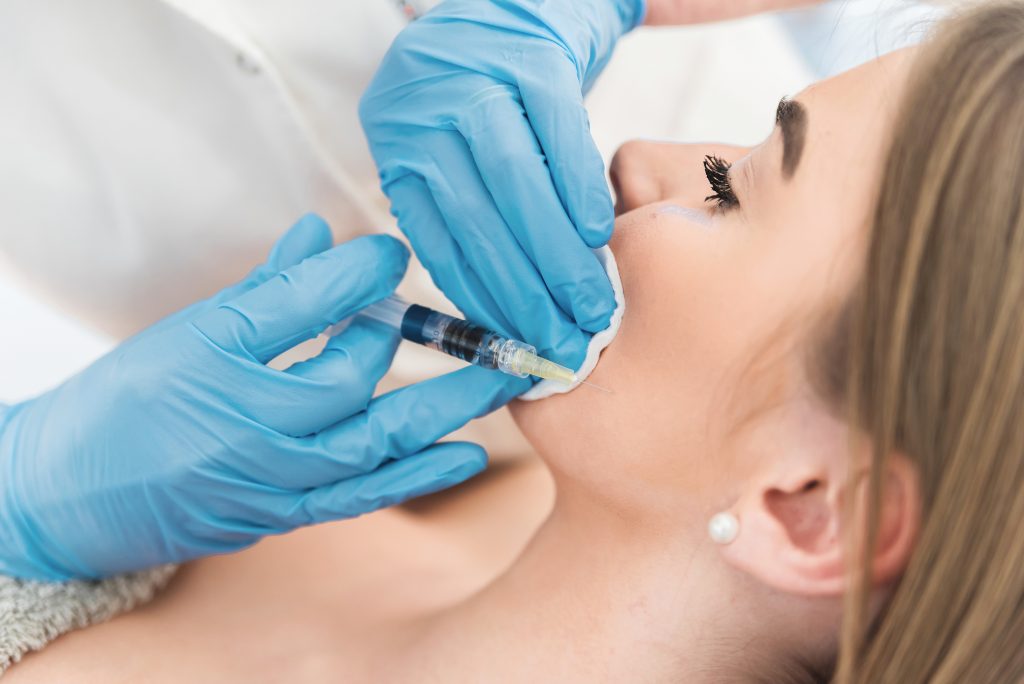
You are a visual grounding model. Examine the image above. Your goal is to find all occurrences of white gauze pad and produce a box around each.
[519,246,625,401]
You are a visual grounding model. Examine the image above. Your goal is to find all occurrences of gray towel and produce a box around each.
[0,565,176,675]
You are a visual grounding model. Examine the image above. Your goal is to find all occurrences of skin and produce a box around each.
[644,0,823,26]
[7,52,918,683]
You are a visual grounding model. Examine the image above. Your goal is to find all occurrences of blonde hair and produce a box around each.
[822,2,1024,681]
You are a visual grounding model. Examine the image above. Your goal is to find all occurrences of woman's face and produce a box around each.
[510,52,915,517]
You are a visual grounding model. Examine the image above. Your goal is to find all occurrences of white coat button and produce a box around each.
[235,51,261,75]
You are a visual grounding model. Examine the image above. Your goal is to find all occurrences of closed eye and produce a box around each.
[703,155,739,210]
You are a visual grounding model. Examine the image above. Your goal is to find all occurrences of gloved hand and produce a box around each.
[360,0,645,370]
[0,215,530,581]
[644,0,819,25]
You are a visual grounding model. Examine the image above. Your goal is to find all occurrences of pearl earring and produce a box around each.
[708,511,740,545]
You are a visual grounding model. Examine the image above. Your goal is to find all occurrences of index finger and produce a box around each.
[193,235,409,363]
[247,366,530,491]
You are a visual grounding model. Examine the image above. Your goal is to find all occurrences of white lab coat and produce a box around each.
[0,0,543,455]
[0,0,432,336]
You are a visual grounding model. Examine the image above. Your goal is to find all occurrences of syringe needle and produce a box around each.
[577,378,612,394]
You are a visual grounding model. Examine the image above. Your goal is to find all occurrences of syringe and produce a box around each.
[333,296,580,384]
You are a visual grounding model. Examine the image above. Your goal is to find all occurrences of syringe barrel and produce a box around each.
[398,304,507,371]
[346,296,563,382]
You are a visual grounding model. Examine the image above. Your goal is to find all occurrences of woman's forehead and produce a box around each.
[797,50,916,167]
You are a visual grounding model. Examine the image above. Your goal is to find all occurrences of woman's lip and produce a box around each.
[657,204,712,227]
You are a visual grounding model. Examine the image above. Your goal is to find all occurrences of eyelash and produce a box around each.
[703,155,739,210]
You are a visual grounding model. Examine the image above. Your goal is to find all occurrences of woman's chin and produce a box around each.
[507,387,588,467]
[507,396,542,451]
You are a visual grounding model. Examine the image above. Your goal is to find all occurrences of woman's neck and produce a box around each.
[393,482,733,682]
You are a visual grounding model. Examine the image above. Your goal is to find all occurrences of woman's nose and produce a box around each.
[608,140,750,215]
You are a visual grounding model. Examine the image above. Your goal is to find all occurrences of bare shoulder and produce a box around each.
[5,454,553,682]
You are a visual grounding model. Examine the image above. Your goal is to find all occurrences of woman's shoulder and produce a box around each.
[3,454,552,683]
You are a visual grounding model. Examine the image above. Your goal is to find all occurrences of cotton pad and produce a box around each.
[519,246,625,401]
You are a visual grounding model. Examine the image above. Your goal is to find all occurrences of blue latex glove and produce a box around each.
[0,215,529,581]
[360,0,645,370]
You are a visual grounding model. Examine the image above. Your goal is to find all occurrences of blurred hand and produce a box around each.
[645,0,822,25]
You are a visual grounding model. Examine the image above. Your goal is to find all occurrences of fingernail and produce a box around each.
[581,223,614,249]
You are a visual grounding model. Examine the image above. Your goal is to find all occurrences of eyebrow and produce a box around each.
[775,98,807,179]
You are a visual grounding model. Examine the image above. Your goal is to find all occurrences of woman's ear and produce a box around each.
[718,444,920,598]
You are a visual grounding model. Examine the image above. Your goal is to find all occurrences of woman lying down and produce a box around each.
[9,3,1024,682]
